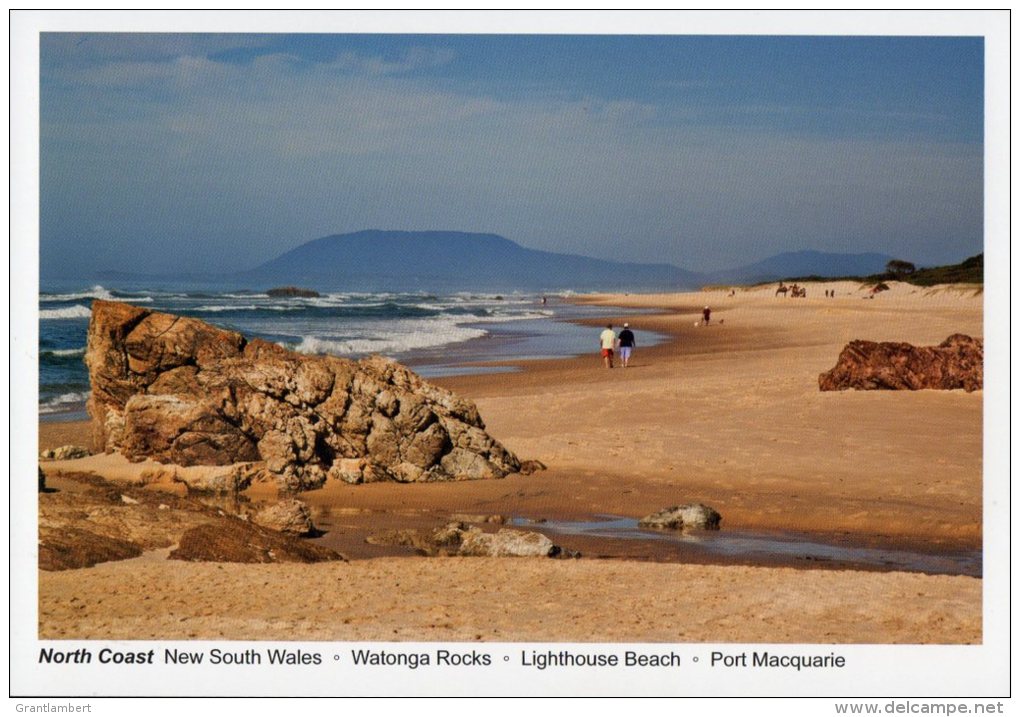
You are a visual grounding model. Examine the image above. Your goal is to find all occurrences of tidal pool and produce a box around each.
[511,515,981,577]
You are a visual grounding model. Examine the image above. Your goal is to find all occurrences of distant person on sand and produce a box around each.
[702,306,711,325]
[617,323,636,368]
[599,324,617,369]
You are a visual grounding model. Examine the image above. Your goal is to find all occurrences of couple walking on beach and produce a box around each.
[599,323,635,369]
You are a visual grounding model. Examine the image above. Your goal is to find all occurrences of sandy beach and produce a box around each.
[37,280,984,643]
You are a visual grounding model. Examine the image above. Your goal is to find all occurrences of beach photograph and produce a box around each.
[12,11,1010,702]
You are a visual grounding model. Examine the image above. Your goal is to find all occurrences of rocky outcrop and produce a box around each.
[168,521,341,564]
[639,504,722,531]
[367,522,564,558]
[39,471,343,569]
[266,286,320,298]
[818,334,983,392]
[85,300,522,490]
[39,527,143,571]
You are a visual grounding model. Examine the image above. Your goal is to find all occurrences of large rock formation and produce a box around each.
[86,300,521,490]
[818,334,983,392]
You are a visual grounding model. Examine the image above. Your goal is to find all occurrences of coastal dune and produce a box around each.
[38,281,984,643]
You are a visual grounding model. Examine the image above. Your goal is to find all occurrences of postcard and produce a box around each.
[10,9,1011,711]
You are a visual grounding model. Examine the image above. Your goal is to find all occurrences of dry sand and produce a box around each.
[37,280,984,643]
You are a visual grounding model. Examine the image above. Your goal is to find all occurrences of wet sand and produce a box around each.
[37,280,984,643]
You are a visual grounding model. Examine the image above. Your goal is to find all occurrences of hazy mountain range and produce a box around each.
[243,230,706,291]
[240,230,895,292]
[64,230,899,290]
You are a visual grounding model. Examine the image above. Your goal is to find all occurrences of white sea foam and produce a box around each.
[41,284,154,305]
[40,391,90,413]
[41,285,115,302]
[300,296,354,308]
[289,319,488,357]
[40,305,92,320]
[473,309,553,322]
[44,347,86,357]
[191,304,295,313]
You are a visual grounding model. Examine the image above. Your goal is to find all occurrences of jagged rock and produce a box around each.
[38,471,340,569]
[367,521,559,558]
[639,504,722,531]
[818,334,983,392]
[252,499,315,536]
[39,471,224,565]
[121,394,260,466]
[85,300,522,491]
[168,521,343,564]
[39,445,91,461]
[38,467,46,492]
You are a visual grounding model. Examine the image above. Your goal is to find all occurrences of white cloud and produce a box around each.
[331,46,456,76]
[41,32,274,66]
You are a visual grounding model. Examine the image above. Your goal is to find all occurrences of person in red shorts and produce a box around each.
[599,324,617,369]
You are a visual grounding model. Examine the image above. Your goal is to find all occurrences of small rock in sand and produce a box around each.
[252,499,316,536]
[639,504,722,531]
[368,521,561,558]
[39,445,91,461]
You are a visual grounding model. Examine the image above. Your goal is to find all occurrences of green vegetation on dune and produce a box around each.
[750,254,983,287]
[902,254,983,286]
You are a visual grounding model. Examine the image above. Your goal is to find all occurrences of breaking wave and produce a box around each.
[40,391,90,414]
[288,321,488,358]
[40,305,92,320]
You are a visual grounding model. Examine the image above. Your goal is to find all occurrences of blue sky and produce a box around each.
[39,33,984,275]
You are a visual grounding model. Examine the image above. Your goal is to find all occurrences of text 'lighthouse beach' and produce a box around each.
[25,28,993,666]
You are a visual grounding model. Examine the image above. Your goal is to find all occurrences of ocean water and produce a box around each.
[39,282,661,418]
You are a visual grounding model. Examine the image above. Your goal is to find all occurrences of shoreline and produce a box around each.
[37,279,984,643]
[40,280,983,554]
